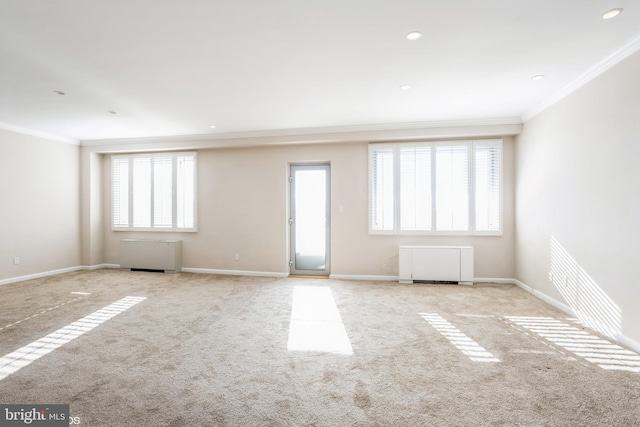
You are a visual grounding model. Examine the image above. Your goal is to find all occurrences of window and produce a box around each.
[369,140,502,235]
[112,152,196,231]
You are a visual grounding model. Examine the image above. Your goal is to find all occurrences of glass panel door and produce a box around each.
[290,164,330,275]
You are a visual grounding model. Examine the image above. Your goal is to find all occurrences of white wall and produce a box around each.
[96,137,515,279]
[516,51,640,344]
[80,151,103,267]
[0,128,81,281]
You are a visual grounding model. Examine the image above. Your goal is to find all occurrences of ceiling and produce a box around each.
[1,0,639,144]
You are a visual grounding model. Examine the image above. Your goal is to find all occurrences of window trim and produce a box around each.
[368,139,503,236]
[111,151,198,232]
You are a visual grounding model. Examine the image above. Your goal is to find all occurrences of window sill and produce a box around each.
[368,230,503,237]
[112,227,198,233]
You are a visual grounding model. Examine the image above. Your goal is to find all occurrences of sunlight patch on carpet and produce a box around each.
[505,316,640,372]
[420,313,500,362]
[0,296,146,381]
[287,286,353,355]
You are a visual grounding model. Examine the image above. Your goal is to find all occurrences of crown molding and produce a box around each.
[81,117,523,149]
[0,122,79,145]
[0,117,523,149]
[522,35,640,122]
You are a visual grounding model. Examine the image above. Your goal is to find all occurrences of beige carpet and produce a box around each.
[1,269,639,426]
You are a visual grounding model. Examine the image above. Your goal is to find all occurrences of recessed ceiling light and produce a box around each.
[53,90,65,96]
[602,8,623,19]
[400,85,411,90]
[406,31,422,41]
[531,75,545,81]
[209,125,216,129]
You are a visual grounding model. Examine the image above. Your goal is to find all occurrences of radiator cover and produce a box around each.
[120,239,183,273]
[399,246,473,285]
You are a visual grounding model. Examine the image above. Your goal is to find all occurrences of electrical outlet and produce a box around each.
[234,254,240,262]
[13,257,20,265]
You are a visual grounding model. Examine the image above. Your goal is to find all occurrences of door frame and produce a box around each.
[289,163,331,276]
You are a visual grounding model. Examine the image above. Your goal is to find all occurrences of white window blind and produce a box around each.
[153,156,173,228]
[176,154,195,229]
[369,140,502,235]
[132,157,151,228]
[112,152,197,231]
[370,145,395,231]
[399,145,432,231]
[435,143,469,231]
[112,157,129,227]
[474,141,501,232]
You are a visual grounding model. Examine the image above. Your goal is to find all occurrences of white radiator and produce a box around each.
[120,239,183,273]
[399,246,473,285]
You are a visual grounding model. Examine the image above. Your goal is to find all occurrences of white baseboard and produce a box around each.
[473,277,518,285]
[81,263,120,271]
[182,267,289,278]
[616,334,640,355]
[329,274,399,281]
[328,276,518,283]
[0,266,83,287]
